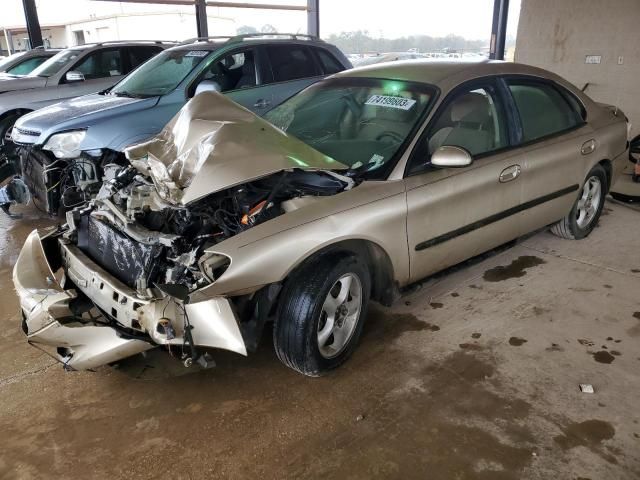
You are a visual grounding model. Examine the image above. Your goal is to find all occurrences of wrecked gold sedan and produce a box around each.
[14,61,629,376]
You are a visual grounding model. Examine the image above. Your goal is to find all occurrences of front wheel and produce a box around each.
[273,253,371,377]
[551,165,607,240]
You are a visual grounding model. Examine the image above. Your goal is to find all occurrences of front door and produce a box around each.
[405,81,525,282]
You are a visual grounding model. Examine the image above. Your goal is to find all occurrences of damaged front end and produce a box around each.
[14,92,353,371]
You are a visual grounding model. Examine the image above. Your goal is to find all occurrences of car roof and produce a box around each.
[67,40,174,51]
[336,59,564,89]
[168,33,329,52]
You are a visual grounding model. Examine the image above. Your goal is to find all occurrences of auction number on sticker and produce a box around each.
[365,95,416,110]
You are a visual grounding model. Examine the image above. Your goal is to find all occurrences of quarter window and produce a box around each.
[266,46,319,82]
[507,81,583,142]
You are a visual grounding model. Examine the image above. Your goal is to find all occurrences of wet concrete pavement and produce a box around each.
[1,200,639,479]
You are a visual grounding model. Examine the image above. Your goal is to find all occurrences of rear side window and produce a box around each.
[314,48,344,75]
[6,56,49,75]
[266,45,320,82]
[507,81,583,142]
[127,46,162,72]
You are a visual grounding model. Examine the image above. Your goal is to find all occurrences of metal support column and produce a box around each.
[195,0,209,38]
[307,0,319,37]
[489,0,509,60]
[22,0,43,49]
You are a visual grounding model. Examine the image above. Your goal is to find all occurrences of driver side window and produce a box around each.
[202,49,257,92]
[429,86,507,156]
[409,84,507,174]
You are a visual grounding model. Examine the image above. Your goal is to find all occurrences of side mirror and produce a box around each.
[195,79,222,96]
[431,145,473,168]
[65,70,85,82]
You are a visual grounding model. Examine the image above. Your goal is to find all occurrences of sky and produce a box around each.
[2,0,521,42]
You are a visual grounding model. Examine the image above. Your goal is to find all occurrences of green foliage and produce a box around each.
[325,31,487,54]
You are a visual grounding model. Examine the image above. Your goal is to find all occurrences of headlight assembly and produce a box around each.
[43,130,86,159]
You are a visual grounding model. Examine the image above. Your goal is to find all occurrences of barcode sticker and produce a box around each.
[365,95,416,110]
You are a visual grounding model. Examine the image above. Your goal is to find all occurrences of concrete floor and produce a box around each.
[0,200,639,480]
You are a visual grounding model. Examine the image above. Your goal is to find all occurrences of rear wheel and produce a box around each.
[273,253,370,377]
[551,165,607,240]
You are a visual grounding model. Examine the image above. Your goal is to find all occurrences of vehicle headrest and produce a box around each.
[450,92,490,123]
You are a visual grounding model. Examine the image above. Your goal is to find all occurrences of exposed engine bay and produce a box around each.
[67,166,353,294]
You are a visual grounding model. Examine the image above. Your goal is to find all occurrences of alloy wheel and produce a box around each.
[317,273,363,359]
[576,175,602,228]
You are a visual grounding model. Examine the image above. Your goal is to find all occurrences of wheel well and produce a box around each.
[0,109,31,126]
[597,159,612,192]
[287,239,400,307]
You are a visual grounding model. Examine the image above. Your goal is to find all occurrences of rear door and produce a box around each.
[503,77,592,231]
[405,79,525,282]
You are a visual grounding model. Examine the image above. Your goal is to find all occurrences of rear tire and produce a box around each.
[273,252,371,377]
[551,165,607,240]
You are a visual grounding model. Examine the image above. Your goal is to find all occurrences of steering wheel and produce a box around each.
[376,131,404,144]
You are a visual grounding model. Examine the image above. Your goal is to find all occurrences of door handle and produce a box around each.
[581,139,596,155]
[499,164,521,183]
[254,99,271,109]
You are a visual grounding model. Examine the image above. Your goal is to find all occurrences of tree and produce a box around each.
[236,25,258,35]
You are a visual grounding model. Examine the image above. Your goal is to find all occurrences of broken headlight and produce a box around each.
[43,130,86,158]
[199,253,231,283]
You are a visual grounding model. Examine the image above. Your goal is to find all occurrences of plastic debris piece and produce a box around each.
[579,384,595,393]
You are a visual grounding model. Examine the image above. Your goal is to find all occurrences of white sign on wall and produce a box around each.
[585,55,602,64]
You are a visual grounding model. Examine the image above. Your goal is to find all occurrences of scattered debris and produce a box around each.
[356,414,365,422]
[509,337,527,346]
[471,333,482,339]
[579,384,595,393]
[429,302,444,309]
[578,339,595,347]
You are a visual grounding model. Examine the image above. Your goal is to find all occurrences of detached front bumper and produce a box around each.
[13,230,247,371]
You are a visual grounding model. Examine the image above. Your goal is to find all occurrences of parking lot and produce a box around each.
[1,199,638,479]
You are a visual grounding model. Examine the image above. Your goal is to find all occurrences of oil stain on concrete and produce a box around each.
[554,420,617,464]
[483,256,546,282]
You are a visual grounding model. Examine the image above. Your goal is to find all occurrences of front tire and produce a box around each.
[273,253,371,377]
[551,165,607,240]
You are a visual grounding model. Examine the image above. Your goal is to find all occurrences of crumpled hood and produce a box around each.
[125,91,347,205]
[0,75,46,92]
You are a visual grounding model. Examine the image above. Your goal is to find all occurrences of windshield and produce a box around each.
[110,49,211,98]
[265,77,434,175]
[30,49,83,77]
[0,52,26,70]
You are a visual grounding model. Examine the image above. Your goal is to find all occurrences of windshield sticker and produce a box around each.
[368,154,385,170]
[365,95,416,110]
[185,50,209,57]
